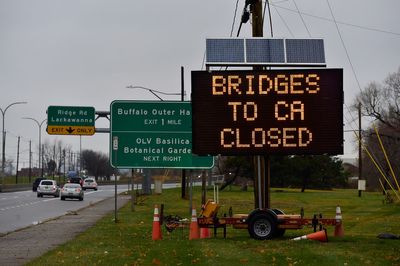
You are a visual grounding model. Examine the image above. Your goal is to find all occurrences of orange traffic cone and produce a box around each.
[292,228,328,242]
[189,206,200,240]
[152,205,162,240]
[334,205,344,237]
[200,227,211,239]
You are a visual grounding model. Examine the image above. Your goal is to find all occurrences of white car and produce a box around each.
[60,183,84,201]
[82,178,98,191]
[37,180,60,198]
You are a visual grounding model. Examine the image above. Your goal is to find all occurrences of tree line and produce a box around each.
[354,66,400,192]
[213,155,348,192]
[11,67,399,191]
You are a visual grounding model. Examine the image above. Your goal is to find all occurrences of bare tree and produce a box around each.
[5,158,14,176]
[353,67,400,191]
[81,150,114,180]
[41,139,72,177]
[213,155,253,191]
[355,67,400,131]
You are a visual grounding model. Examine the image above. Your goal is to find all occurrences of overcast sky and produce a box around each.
[1,0,399,170]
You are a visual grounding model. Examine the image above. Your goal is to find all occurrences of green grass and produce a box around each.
[27,187,400,266]
[1,175,66,185]
[2,175,35,184]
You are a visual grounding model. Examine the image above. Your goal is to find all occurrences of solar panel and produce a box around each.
[206,38,244,63]
[245,39,285,63]
[285,39,325,63]
[205,38,326,67]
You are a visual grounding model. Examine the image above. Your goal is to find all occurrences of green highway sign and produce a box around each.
[47,106,95,135]
[110,100,213,169]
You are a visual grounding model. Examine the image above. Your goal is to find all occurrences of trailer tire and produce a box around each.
[248,212,276,240]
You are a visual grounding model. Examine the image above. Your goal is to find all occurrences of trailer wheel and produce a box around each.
[248,212,276,240]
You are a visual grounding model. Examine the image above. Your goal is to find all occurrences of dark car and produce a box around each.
[32,177,45,192]
[68,177,83,186]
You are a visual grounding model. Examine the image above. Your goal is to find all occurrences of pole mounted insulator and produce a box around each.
[245,0,257,7]
[241,10,250,23]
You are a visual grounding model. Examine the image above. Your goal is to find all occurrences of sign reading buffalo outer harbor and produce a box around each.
[110,100,213,169]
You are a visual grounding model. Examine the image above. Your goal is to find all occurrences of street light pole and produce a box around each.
[1,101,27,189]
[22,117,46,177]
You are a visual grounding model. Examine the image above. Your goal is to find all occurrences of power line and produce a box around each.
[263,0,274,37]
[5,130,33,144]
[271,2,400,36]
[201,50,206,70]
[292,0,311,37]
[344,102,359,131]
[272,4,295,37]
[326,0,362,92]
[236,2,250,37]
[230,0,240,37]
[203,0,241,70]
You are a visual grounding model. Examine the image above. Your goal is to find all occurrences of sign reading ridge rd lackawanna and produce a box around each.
[47,106,95,135]
[191,69,343,156]
[110,100,213,169]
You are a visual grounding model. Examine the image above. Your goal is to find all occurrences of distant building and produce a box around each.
[18,167,42,177]
[342,161,359,189]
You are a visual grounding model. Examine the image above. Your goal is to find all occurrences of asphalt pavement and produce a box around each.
[0,194,130,266]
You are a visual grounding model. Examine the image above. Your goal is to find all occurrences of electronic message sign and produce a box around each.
[191,69,343,156]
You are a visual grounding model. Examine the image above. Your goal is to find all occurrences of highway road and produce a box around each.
[0,184,130,235]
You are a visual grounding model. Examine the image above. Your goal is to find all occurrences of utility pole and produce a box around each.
[181,66,187,199]
[53,143,56,179]
[69,150,72,171]
[251,0,263,38]
[63,149,66,183]
[251,0,270,209]
[41,144,44,177]
[16,136,20,184]
[59,145,62,183]
[79,135,82,176]
[358,102,363,197]
[29,140,32,183]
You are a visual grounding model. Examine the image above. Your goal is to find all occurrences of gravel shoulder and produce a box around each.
[0,194,130,266]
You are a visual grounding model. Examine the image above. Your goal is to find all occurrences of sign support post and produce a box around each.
[112,136,118,223]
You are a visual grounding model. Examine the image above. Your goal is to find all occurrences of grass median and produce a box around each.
[27,186,400,266]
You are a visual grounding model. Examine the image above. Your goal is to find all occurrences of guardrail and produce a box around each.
[0,184,31,193]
